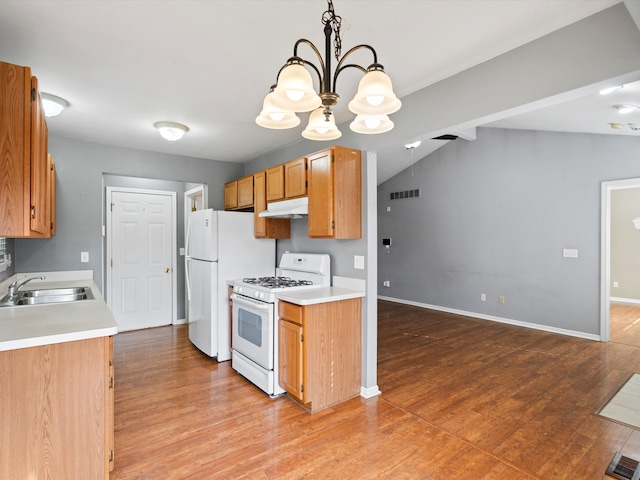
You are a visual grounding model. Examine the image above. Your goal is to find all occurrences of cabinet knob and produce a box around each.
[164,267,170,273]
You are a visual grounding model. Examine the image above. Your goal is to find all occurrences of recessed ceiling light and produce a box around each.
[609,123,625,129]
[613,104,640,114]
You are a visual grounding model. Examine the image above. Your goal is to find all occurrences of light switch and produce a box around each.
[354,255,365,269]
[81,251,89,263]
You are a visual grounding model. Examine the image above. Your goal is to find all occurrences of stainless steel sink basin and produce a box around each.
[20,287,93,298]
[0,286,94,307]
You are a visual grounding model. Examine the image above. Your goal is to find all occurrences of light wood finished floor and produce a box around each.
[111,301,640,479]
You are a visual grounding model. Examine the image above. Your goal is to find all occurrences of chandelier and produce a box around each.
[256,0,401,141]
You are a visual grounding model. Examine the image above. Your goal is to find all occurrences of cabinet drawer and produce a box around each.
[279,301,303,325]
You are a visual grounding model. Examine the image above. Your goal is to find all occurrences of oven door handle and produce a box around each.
[231,293,273,312]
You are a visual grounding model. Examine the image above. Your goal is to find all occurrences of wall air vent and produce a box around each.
[390,189,420,200]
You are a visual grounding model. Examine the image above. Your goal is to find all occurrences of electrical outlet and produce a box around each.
[499,296,505,304]
[81,251,89,263]
[354,255,365,269]
[383,280,390,287]
[613,281,619,288]
[481,293,486,302]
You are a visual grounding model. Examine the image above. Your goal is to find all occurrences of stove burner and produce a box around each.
[242,276,314,288]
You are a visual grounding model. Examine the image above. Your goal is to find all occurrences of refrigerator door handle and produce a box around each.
[185,257,192,301]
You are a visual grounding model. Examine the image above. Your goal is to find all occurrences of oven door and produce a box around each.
[231,293,274,370]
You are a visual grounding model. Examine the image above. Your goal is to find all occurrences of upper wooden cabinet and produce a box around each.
[224,175,254,211]
[0,62,53,238]
[253,171,290,239]
[284,157,307,199]
[307,146,361,239]
[266,157,307,202]
[265,164,285,202]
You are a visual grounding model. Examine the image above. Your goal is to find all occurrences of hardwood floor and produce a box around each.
[111,301,640,479]
[610,302,640,348]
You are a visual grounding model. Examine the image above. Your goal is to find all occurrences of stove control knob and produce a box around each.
[254,291,260,298]
[259,292,265,299]
[236,286,242,294]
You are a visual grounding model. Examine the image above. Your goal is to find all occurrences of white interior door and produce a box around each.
[108,189,175,331]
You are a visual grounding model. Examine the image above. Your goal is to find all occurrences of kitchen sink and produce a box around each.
[0,286,94,307]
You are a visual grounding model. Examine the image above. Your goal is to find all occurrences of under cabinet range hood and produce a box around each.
[258,197,308,219]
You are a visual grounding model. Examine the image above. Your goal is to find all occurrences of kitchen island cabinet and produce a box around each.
[0,61,52,238]
[278,297,362,412]
[307,146,361,239]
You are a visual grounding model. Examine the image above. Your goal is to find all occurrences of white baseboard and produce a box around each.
[378,295,601,342]
[360,385,381,398]
[174,318,187,325]
[611,297,640,306]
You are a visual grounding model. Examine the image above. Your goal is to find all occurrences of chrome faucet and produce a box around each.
[7,275,46,297]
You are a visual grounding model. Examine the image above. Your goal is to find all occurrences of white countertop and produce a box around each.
[0,271,118,352]
[276,286,365,306]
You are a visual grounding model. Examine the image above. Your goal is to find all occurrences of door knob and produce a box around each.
[165,267,170,273]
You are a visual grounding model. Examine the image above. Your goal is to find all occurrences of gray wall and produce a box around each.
[15,135,244,320]
[378,127,640,337]
[611,188,640,301]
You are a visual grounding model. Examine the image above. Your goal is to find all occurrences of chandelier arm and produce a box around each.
[333,63,367,93]
[290,38,327,91]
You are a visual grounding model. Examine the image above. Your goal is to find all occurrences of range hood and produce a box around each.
[258,197,308,219]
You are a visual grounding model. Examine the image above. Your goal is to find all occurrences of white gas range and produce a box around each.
[230,253,330,396]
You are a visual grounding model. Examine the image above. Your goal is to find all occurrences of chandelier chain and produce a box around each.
[323,0,342,61]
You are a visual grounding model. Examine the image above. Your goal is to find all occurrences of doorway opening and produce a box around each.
[600,177,640,344]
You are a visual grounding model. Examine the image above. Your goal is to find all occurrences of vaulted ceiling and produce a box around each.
[1,0,638,184]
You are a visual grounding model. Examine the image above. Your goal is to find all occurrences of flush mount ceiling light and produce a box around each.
[154,122,189,142]
[40,93,69,117]
[613,104,640,114]
[256,0,401,141]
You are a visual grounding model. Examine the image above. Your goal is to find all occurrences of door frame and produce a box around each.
[105,186,178,325]
[600,177,640,341]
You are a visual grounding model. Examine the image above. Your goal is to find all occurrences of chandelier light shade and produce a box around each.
[256,90,301,129]
[349,113,394,134]
[348,69,401,116]
[41,93,69,117]
[302,107,342,141]
[257,0,401,140]
[154,121,189,142]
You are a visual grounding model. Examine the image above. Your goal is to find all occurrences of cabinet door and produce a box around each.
[49,155,56,236]
[307,149,334,238]
[29,77,50,236]
[224,181,238,210]
[106,336,115,473]
[279,319,304,402]
[284,157,307,198]
[237,175,254,208]
[253,172,267,238]
[266,165,284,202]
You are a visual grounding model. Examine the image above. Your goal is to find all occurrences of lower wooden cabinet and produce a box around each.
[278,298,362,412]
[0,336,115,478]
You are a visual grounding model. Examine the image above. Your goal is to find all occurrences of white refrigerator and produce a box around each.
[185,209,275,360]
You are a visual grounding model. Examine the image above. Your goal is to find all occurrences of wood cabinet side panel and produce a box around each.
[0,62,29,236]
[304,299,362,411]
[334,146,362,239]
[0,337,108,479]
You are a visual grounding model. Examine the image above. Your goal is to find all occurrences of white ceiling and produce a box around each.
[1,0,637,185]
